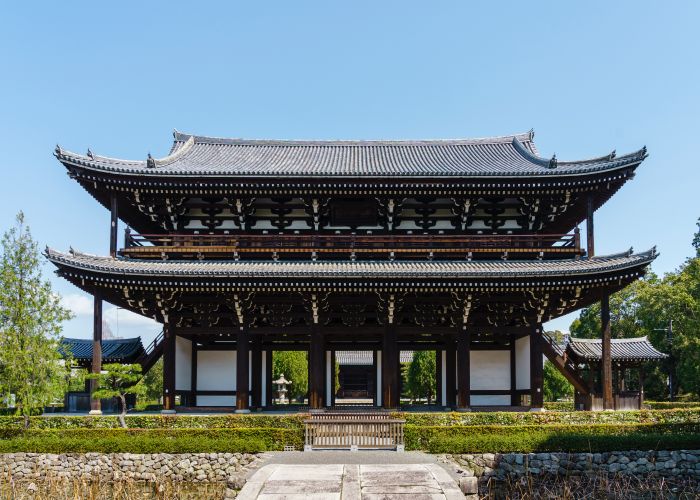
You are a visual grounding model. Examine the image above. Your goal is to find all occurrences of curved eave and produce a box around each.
[54,132,647,181]
[45,247,657,282]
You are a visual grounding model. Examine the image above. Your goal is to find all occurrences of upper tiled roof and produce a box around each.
[45,247,656,280]
[567,337,667,362]
[60,337,145,363]
[336,351,415,366]
[54,130,647,178]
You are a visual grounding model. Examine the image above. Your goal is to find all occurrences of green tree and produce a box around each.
[0,213,72,426]
[141,357,163,404]
[406,351,436,404]
[87,363,145,427]
[693,217,700,257]
[543,360,574,401]
[272,351,308,402]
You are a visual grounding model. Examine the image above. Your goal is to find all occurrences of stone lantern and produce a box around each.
[272,373,292,404]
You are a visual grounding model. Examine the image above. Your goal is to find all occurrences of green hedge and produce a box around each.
[406,423,700,453]
[645,401,700,410]
[543,401,575,412]
[0,428,303,454]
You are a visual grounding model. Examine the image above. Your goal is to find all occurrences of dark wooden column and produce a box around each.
[510,337,518,406]
[530,326,544,409]
[265,350,273,407]
[456,328,471,409]
[162,323,176,413]
[109,193,118,258]
[236,328,250,413]
[89,294,103,415]
[638,365,645,409]
[601,293,613,410]
[251,337,262,409]
[445,337,457,408]
[309,326,325,409]
[382,324,399,409]
[435,349,442,407]
[191,342,198,407]
[586,194,595,258]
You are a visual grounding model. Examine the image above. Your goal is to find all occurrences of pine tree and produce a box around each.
[87,363,145,428]
[0,212,72,426]
[406,351,436,404]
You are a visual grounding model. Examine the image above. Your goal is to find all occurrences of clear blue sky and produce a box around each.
[1,2,698,343]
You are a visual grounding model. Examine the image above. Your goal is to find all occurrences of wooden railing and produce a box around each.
[122,231,582,260]
[304,412,405,451]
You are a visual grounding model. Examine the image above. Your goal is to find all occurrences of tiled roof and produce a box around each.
[567,337,667,362]
[60,337,145,363]
[336,351,415,366]
[54,131,647,178]
[44,248,656,280]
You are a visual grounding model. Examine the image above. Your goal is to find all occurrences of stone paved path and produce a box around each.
[237,462,464,499]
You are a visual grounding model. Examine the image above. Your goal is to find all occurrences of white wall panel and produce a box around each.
[471,395,510,406]
[196,395,236,407]
[197,351,236,391]
[376,351,382,407]
[470,351,510,390]
[515,336,531,390]
[175,337,192,391]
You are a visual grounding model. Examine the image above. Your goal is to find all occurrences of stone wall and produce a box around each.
[1,452,264,485]
[442,449,700,483]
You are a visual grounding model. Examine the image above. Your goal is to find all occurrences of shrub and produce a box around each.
[0,428,303,453]
[543,401,575,412]
[645,401,700,410]
[406,423,700,453]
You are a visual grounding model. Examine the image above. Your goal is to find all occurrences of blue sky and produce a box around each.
[1,2,698,343]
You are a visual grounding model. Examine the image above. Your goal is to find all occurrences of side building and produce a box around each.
[47,130,655,413]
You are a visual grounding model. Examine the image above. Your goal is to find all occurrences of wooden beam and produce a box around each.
[190,342,198,407]
[382,324,399,409]
[251,337,262,409]
[530,326,544,408]
[456,329,470,409]
[236,328,250,412]
[90,294,103,415]
[601,293,613,410]
[308,326,325,409]
[586,194,594,258]
[162,324,176,412]
[445,338,456,408]
[109,193,118,258]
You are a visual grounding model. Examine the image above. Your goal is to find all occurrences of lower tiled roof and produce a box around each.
[60,337,145,363]
[45,248,657,280]
[567,337,667,362]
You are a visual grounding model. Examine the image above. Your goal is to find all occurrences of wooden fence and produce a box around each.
[304,412,405,451]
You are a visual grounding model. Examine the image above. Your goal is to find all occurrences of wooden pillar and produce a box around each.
[236,328,250,413]
[191,342,198,407]
[251,337,262,409]
[586,194,595,258]
[435,349,442,407]
[89,294,103,415]
[445,337,456,408]
[601,293,613,410]
[265,350,273,407]
[382,324,399,409]
[109,193,118,258]
[162,323,176,413]
[530,326,544,409]
[309,326,325,409]
[510,336,518,406]
[638,365,645,409]
[456,328,470,409]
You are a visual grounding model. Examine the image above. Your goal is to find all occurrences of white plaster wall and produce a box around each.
[376,350,382,407]
[471,395,510,406]
[470,351,510,390]
[196,395,236,406]
[197,351,236,391]
[261,351,267,404]
[326,351,332,405]
[441,351,447,406]
[175,337,192,392]
[515,336,531,390]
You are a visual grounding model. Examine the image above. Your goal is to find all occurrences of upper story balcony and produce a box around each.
[121,230,583,261]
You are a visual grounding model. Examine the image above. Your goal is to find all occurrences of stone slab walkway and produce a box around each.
[238,462,464,499]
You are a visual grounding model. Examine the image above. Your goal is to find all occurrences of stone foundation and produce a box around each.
[441,449,700,483]
[1,452,265,484]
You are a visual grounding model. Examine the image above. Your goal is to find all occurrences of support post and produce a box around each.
[265,350,273,407]
[251,337,262,409]
[530,326,544,410]
[191,342,198,407]
[435,349,442,407]
[586,194,595,258]
[601,293,613,410]
[109,193,118,258]
[639,365,645,409]
[162,323,176,413]
[382,324,399,409]
[445,337,456,408]
[456,328,470,410]
[236,328,250,413]
[89,294,103,415]
[309,326,325,409]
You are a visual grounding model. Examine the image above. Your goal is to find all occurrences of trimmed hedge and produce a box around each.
[406,423,700,453]
[543,401,575,412]
[645,401,700,410]
[0,428,303,454]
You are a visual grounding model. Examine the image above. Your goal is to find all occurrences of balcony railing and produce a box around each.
[121,231,583,261]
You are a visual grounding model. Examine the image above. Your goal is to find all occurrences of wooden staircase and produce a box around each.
[540,332,589,395]
[136,330,164,373]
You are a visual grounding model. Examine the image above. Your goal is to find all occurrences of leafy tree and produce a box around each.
[0,212,72,426]
[406,351,436,404]
[141,357,163,404]
[693,217,700,257]
[543,360,574,401]
[272,351,308,402]
[87,363,145,427]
